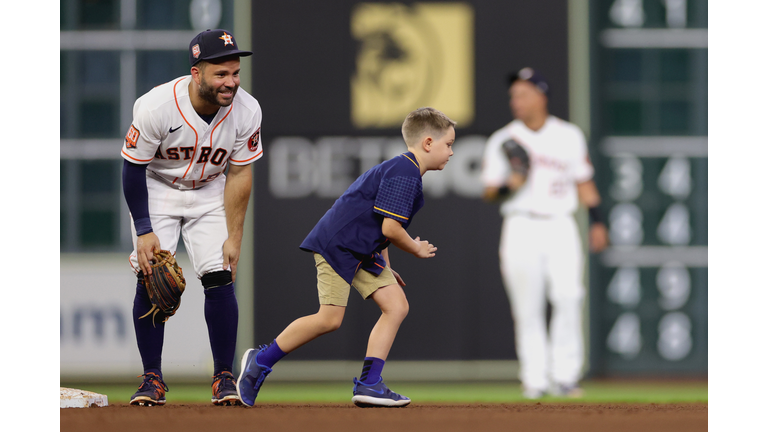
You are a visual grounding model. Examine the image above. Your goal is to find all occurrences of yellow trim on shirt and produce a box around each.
[402,153,419,169]
[374,206,409,220]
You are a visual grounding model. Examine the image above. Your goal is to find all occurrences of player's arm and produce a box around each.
[577,180,609,253]
[381,217,436,259]
[122,160,161,276]
[222,163,253,281]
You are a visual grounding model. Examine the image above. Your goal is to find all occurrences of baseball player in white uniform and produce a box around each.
[481,68,608,399]
[121,29,262,406]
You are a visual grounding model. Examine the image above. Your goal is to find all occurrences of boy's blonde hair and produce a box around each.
[401,107,457,147]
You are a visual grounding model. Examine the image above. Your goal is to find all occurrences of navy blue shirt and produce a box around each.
[300,152,425,284]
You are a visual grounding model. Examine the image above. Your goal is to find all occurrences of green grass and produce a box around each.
[61,380,707,404]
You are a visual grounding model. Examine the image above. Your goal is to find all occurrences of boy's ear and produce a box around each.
[422,136,433,152]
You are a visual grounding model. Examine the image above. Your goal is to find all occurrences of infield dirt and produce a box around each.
[61,402,707,432]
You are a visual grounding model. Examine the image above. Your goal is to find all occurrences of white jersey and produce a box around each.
[121,75,263,190]
[481,116,593,217]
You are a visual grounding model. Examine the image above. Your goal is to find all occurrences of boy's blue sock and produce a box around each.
[256,339,286,368]
[360,357,385,385]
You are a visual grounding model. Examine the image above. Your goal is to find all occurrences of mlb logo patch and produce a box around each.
[248,127,260,152]
[125,125,140,149]
[192,44,201,59]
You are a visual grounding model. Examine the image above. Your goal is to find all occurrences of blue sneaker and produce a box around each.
[351,377,411,407]
[236,346,273,407]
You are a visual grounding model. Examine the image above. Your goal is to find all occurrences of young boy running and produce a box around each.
[237,107,456,407]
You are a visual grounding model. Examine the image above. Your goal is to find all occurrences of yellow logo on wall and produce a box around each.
[351,3,474,128]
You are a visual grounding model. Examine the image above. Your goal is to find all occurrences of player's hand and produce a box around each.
[413,236,437,258]
[137,232,161,276]
[390,268,406,287]
[507,172,527,191]
[589,222,609,253]
[222,238,242,281]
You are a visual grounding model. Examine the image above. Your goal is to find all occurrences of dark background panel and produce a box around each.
[250,0,570,136]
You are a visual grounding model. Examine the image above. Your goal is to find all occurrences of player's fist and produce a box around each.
[413,236,437,259]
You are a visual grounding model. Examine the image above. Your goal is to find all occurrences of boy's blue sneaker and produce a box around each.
[236,346,273,407]
[351,377,411,407]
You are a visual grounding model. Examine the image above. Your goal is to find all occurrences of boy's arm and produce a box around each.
[381,217,436,258]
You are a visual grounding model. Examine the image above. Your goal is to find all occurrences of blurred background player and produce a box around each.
[481,68,608,399]
[121,29,263,406]
[236,107,455,408]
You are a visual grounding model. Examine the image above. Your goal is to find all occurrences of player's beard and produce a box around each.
[199,77,238,107]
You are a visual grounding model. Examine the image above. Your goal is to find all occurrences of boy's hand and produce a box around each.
[390,268,406,287]
[413,236,437,258]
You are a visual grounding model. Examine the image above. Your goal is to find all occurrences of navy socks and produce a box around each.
[204,283,239,375]
[132,281,165,377]
[257,339,287,368]
[133,279,238,378]
[360,357,385,384]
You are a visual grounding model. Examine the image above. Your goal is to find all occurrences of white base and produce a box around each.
[60,387,109,408]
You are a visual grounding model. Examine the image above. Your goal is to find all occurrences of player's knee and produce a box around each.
[201,270,233,289]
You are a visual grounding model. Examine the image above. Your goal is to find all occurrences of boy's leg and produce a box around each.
[275,304,346,353]
[350,276,411,408]
[237,253,349,406]
[365,284,409,360]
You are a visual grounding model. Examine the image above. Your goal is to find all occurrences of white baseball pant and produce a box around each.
[499,213,585,391]
[129,174,230,279]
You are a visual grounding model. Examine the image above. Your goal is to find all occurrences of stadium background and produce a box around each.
[60,0,707,385]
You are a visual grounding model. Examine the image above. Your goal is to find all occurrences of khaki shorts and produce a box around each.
[314,253,398,306]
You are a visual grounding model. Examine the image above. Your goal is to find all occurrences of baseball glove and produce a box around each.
[501,138,531,176]
[139,250,186,326]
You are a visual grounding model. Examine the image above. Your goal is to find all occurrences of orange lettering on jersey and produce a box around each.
[248,127,261,152]
[125,125,140,149]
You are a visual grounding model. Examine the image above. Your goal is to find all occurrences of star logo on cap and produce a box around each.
[219,32,234,46]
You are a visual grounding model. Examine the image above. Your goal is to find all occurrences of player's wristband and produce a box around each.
[134,218,153,237]
[588,206,603,225]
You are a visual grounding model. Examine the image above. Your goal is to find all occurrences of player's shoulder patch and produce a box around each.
[125,125,140,149]
[248,127,261,152]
